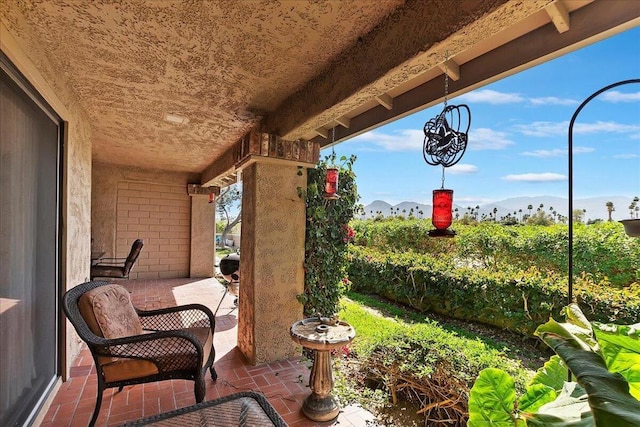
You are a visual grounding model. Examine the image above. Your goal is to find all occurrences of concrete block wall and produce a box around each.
[115,181,190,279]
[92,162,198,280]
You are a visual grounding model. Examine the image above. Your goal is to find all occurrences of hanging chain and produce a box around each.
[441,50,449,188]
[331,118,336,157]
[443,50,449,108]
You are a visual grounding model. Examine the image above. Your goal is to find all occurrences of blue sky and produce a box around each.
[326,26,640,207]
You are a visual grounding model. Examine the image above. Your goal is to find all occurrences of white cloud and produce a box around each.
[514,121,566,136]
[514,120,640,137]
[502,173,567,182]
[529,96,579,106]
[522,148,566,157]
[347,129,423,151]
[600,90,640,102]
[613,153,640,159]
[457,89,524,104]
[468,128,514,150]
[521,146,594,157]
[574,121,640,134]
[447,164,478,174]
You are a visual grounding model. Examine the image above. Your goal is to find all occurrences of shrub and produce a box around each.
[351,220,640,287]
[339,297,533,426]
[347,246,640,336]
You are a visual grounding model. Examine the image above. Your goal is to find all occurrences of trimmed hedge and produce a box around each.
[351,220,640,287]
[347,246,640,336]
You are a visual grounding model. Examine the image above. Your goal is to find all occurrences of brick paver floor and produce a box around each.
[41,278,378,426]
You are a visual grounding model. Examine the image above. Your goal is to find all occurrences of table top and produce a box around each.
[123,391,288,426]
[290,318,355,351]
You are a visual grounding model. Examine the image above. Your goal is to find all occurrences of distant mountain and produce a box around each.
[361,195,636,221]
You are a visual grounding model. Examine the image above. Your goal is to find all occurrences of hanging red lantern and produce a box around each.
[429,189,455,237]
[323,167,340,200]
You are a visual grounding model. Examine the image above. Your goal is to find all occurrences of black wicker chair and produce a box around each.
[62,281,217,427]
[90,239,143,280]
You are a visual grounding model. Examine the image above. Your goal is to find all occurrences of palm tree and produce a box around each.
[606,201,615,221]
[630,196,639,219]
[518,209,523,222]
[527,204,533,216]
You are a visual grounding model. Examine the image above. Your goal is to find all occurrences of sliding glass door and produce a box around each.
[0,56,61,426]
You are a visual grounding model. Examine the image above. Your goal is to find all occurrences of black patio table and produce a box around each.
[123,391,288,427]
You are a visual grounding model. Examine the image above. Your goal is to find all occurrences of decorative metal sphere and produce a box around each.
[423,104,471,168]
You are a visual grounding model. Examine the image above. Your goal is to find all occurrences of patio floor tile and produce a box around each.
[43,278,379,426]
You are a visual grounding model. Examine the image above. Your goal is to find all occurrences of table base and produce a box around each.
[303,394,340,422]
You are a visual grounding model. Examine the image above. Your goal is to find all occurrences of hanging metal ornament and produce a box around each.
[423,53,471,237]
[323,121,340,200]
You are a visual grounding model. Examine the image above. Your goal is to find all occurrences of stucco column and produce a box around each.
[190,196,216,278]
[238,160,307,364]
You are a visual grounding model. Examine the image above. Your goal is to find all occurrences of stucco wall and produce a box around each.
[92,162,199,279]
[1,17,92,376]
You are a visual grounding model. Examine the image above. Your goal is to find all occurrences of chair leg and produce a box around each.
[89,384,104,427]
[194,373,206,403]
[209,365,218,381]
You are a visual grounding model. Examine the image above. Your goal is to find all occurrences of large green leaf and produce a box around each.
[468,368,516,427]
[593,322,640,400]
[522,382,593,426]
[536,332,640,426]
[529,355,567,392]
[518,383,557,413]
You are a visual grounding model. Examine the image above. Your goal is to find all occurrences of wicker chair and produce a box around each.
[90,239,143,280]
[62,281,217,427]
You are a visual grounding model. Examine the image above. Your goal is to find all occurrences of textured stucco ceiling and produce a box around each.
[2,0,639,179]
[1,0,404,172]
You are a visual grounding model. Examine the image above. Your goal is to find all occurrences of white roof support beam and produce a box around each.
[375,93,393,110]
[314,127,329,138]
[335,115,351,129]
[545,1,570,34]
[438,59,461,81]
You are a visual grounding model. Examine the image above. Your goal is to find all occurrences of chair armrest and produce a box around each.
[137,304,216,331]
[93,257,126,265]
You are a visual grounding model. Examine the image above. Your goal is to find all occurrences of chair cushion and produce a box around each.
[101,357,159,383]
[78,284,142,339]
[99,327,212,382]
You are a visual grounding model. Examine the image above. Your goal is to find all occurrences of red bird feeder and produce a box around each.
[324,167,340,200]
[429,189,455,237]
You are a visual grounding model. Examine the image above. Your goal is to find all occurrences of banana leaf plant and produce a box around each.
[468,304,640,426]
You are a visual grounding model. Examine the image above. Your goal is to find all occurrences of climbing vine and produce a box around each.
[297,153,360,316]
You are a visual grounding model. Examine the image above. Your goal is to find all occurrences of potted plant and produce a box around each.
[620,196,640,237]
